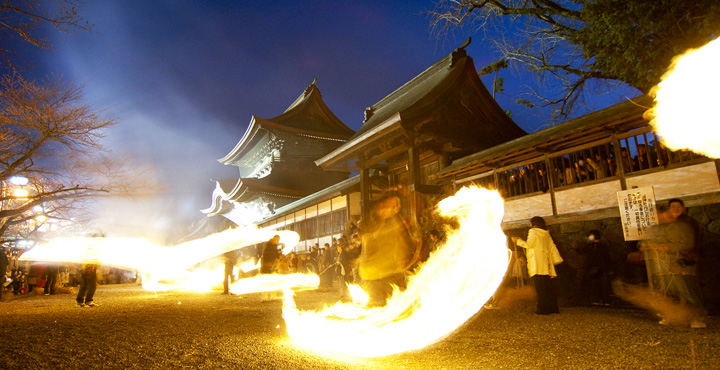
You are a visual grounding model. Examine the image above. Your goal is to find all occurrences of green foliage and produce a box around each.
[432,0,720,116]
[516,99,535,108]
[479,59,508,76]
[573,0,720,92]
[492,77,505,95]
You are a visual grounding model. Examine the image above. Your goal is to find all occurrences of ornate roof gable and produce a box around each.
[219,80,354,169]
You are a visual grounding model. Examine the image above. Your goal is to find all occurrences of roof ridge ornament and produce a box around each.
[364,106,375,123]
[304,77,318,97]
[451,37,472,68]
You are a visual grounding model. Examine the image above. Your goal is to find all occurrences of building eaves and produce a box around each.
[433,95,652,180]
[256,175,361,224]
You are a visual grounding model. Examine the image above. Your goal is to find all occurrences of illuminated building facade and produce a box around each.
[202,80,354,227]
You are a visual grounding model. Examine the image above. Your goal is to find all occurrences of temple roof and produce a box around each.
[219,80,354,167]
[316,39,526,171]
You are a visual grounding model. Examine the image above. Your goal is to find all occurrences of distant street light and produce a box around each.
[9,176,29,186]
[13,189,29,199]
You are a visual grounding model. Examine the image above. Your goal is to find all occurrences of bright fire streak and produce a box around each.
[283,186,509,357]
[19,226,301,292]
[645,38,720,158]
[230,273,319,296]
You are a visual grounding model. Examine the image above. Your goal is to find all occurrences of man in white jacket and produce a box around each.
[512,216,561,315]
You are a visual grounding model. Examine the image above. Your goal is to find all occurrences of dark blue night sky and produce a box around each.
[23,1,637,240]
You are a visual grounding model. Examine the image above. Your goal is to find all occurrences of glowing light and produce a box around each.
[645,38,720,158]
[13,189,29,198]
[20,226,301,292]
[283,186,509,357]
[9,176,28,185]
[230,273,319,296]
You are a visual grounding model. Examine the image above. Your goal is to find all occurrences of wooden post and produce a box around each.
[612,132,628,190]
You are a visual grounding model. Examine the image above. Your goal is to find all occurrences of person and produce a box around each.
[337,236,361,301]
[643,205,706,328]
[76,262,98,307]
[320,242,336,288]
[578,230,612,306]
[288,252,298,273]
[260,235,282,301]
[43,263,58,295]
[260,235,281,275]
[358,190,421,307]
[512,216,560,315]
[221,250,237,295]
[668,198,701,264]
[0,247,8,301]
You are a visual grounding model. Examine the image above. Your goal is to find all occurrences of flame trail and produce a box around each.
[645,38,720,158]
[19,226,302,292]
[283,186,509,357]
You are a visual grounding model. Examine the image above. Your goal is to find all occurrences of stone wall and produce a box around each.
[506,202,720,314]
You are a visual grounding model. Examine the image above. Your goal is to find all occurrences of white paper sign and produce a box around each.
[617,187,659,241]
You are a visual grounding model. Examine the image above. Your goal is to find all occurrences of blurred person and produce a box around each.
[668,198,701,263]
[260,235,282,302]
[0,247,8,301]
[578,230,613,306]
[76,262,98,307]
[308,246,319,274]
[221,250,237,295]
[512,216,561,315]
[260,235,281,275]
[320,242,336,288]
[643,205,706,328]
[277,252,289,274]
[43,263,58,295]
[288,252,298,273]
[337,237,361,301]
[358,189,421,307]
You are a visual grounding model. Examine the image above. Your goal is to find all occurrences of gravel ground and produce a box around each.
[1,284,718,370]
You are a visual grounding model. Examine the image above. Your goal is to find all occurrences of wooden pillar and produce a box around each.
[360,156,372,220]
[545,154,558,216]
[407,140,422,220]
[612,132,628,190]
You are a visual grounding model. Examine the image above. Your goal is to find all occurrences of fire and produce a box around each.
[282,186,509,357]
[20,226,301,292]
[230,273,319,296]
[645,38,720,158]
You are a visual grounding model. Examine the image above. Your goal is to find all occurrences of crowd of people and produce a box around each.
[3,188,709,330]
[246,188,709,332]
[0,247,134,304]
[495,140,701,198]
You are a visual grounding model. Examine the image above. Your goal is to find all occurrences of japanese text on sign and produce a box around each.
[617,187,659,241]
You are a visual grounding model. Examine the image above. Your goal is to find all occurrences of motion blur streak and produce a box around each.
[19,226,300,292]
[646,38,720,158]
[283,186,509,357]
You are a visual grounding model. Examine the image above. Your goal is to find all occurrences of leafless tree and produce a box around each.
[0,0,92,72]
[0,74,153,243]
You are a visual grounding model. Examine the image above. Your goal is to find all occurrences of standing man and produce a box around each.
[76,262,98,307]
[260,235,281,302]
[359,191,421,307]
[43,263,58,295]
[260,235,281,275]
[222,250,237,295]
